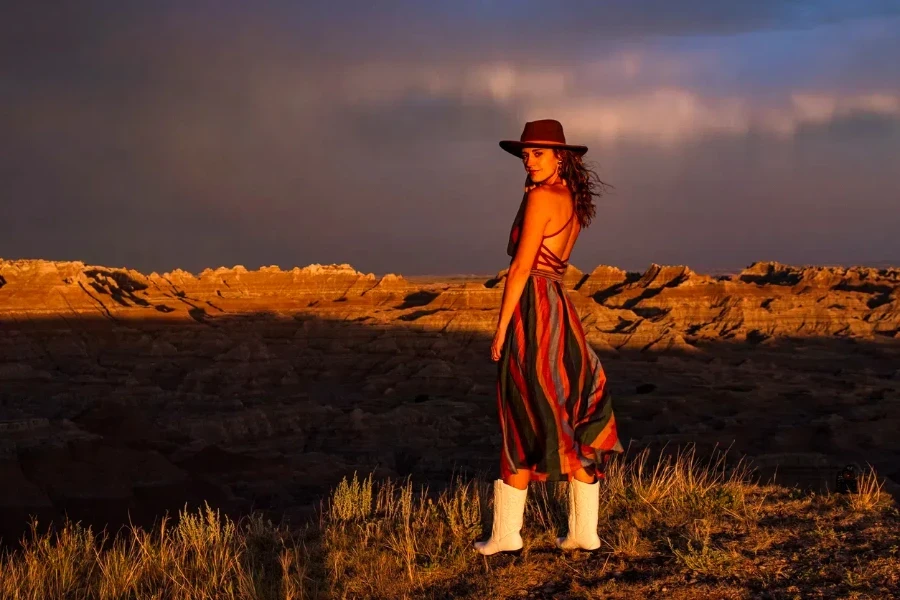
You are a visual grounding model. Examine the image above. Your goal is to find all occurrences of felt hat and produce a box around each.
[499,119,587,157]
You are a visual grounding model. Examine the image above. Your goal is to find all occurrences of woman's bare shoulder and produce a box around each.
[526,184,572,212]
[523,187,557,218]
[526,183,569,202]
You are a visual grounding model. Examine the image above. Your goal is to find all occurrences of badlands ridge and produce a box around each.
[2,259,899,348]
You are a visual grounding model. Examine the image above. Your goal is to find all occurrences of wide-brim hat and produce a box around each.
[499,119,587,157]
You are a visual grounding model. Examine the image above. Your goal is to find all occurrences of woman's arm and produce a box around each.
[495,188,553,336]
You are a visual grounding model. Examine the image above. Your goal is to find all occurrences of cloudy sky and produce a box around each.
[2,1,899,275]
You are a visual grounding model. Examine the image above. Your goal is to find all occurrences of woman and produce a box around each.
[475,119,624,555]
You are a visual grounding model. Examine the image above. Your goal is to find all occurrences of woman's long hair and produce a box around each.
[525,149,612,229]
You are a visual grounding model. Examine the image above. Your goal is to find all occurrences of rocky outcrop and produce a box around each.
[576,265,629,297]
[585,261,900,345]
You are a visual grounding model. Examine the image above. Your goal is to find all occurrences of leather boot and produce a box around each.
[555,478,602,551]
[474,479,527,555]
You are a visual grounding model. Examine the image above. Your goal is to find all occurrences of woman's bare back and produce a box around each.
[541,188,580,264]
[507,183,580,265]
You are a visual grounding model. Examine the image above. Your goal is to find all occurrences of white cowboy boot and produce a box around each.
[556,478,602,551]
[474,479,527,555]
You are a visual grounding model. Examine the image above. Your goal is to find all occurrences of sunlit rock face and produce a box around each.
[1,258,899,541]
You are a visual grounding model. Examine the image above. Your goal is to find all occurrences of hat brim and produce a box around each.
[499,140,588,157]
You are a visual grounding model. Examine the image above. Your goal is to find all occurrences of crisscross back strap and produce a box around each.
[533,245,568,275]
[542,210,575,239]
[531,206,575,276]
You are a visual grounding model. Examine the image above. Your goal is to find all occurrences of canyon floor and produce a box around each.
[1,258,899,547]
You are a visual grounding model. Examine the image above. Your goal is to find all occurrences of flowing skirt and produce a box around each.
[497,274,624,481]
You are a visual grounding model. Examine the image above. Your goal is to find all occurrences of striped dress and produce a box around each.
[497,199,624,481]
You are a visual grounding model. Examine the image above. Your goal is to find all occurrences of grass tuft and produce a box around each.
[846,464,886,512]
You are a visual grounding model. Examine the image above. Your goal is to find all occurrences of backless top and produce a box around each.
[507,193,576,282]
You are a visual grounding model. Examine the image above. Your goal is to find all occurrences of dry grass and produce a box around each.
[2,446,898,599]
[846,464,885,512]
[0,508,312,600]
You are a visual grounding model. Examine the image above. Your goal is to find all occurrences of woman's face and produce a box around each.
[521,147,558,183]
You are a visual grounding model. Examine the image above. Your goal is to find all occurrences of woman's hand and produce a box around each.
[491,329,506,362]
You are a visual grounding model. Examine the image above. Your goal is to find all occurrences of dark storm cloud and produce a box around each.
[5,1,899,68]
[345,98,520,147]
[796,109,900,141]
[585,112,900,272]
[1,2,899,274]
[292,0,900,57]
